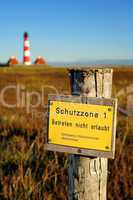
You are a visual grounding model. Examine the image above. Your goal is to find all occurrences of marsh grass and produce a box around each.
[0,66,132,199]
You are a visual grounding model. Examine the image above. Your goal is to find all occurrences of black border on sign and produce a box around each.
[45,95,117,159]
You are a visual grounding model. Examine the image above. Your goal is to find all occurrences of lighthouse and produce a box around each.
[23,32,31,65]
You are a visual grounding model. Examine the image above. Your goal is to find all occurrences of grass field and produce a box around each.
[0,65,132,200]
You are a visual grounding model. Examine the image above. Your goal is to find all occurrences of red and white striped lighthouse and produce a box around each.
[23,32,31,65]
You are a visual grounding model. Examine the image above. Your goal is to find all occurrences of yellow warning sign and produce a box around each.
[48,100,115,152]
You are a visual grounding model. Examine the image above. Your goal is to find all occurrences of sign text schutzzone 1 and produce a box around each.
[46,95,117,158]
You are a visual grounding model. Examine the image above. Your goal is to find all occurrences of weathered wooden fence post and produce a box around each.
[68,67,113,200]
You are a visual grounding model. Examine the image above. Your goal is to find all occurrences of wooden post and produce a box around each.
[68,68,113,200]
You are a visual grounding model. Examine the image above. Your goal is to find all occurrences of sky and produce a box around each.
[0,0,132,63]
